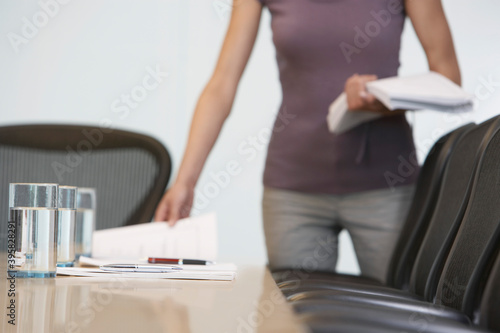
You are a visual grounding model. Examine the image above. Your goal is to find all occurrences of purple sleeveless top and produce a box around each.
[258,0,419,194]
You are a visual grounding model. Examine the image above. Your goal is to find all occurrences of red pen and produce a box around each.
[148,257,215,265]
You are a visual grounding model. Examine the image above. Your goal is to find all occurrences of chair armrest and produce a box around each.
[291,291,470,324]
[279,279,418,301]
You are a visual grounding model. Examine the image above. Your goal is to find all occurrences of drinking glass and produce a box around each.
[8,183,59,278]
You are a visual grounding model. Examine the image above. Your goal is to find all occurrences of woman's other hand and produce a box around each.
[154,182,194,226]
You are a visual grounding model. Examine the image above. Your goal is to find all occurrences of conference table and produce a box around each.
[0,256,308,333]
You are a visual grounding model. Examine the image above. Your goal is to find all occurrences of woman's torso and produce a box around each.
[260,0,419,194]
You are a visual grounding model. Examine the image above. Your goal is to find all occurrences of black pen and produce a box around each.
[100,264,182,273]
[148,257,215,265]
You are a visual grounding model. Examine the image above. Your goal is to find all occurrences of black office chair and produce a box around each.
[280,118,491,302]
[276,121,474,291]
[0,124,171,241]
[288,115,500,332]
[285,117,497,303]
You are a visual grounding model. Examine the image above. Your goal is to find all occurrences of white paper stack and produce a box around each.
[91,213,218,261]
[327,72,474,134]
[55,213,237,281]
[56,265,237,281]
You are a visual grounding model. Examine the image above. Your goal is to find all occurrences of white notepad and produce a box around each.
[57,267,236,281]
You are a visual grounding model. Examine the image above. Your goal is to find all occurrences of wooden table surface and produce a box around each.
[0,255,308,333]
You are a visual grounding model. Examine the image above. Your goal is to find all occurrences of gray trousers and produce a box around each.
[262,185,415,283]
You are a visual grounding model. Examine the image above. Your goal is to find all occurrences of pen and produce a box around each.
[100,264,182,273]
[148,257,215,265]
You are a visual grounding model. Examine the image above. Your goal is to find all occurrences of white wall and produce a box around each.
[1,0,500,269]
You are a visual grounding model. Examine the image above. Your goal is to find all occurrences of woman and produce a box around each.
[155,0,460,283]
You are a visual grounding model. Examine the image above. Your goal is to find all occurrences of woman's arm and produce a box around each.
[406,0,461,85]
[347,0,460,112]
[155,0,263,224]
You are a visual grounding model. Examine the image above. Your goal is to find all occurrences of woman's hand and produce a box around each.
[154,182,194,226]
[344,74,404,116]
[345,74,390,114]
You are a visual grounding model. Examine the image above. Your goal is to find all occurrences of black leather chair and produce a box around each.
[286,117,497,304]
[0,124,171,245]
[286,115,500,332]
[277,121,474,294]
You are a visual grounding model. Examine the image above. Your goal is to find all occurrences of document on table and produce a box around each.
[92,213,217,261]
[57,267,236,281]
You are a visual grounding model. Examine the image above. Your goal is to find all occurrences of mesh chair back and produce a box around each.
[435,116,500,316]
[386,123,474,289]
[409,117,499,300]
[0,125,171,242]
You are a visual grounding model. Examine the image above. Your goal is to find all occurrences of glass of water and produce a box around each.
[8,183,59,278]
[57,186,77,267]
[75,188,96,259]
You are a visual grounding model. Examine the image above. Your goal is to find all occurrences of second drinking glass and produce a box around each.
[57,186,77,267]
[75,188,96,259]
